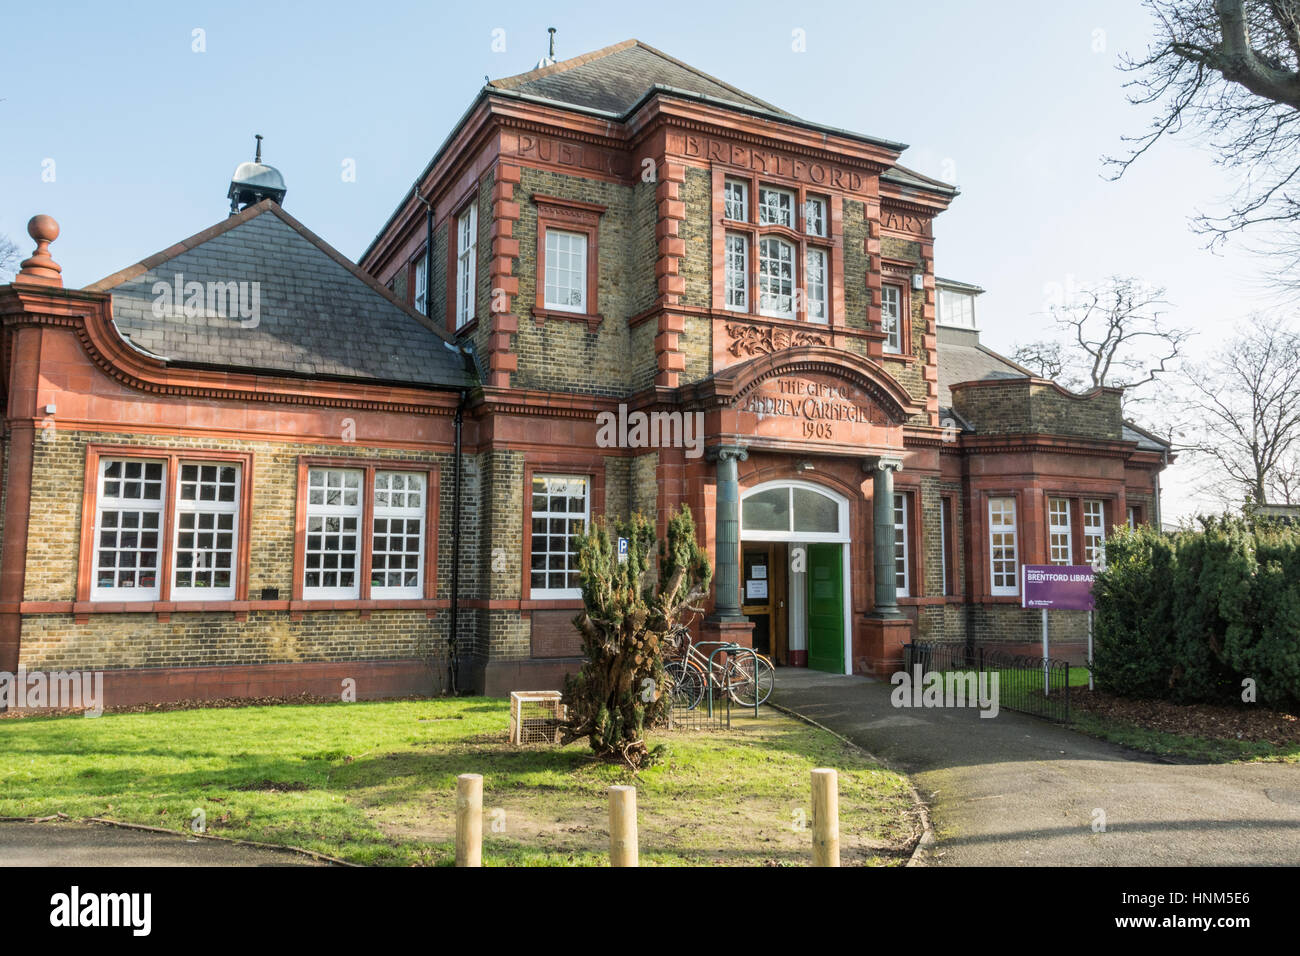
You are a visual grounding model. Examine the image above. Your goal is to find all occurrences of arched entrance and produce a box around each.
[739,480,852,675]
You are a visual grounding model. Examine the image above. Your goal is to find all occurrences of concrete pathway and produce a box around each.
[774,668,1300,866]
[0,822,325,866]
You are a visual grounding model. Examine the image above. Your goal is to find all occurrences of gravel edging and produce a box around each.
[767,700,935,867]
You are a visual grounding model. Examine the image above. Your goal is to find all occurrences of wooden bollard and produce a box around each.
[608,785,638,867]
[811,768,840,867]
[456,773,483,867]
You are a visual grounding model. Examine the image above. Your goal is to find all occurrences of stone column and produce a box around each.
[857,455,911,676]
[870,457,904,618]
[707,444,748,621]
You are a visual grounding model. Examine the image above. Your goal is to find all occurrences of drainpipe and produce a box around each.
[448,388,467,694]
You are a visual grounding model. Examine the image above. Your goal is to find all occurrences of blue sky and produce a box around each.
[1,0,1285,516]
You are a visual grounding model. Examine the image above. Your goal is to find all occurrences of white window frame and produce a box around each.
[893,492,910,597]
[882,284,902,353]
[1048,497,1073,565]
[938,288,975,329]
[724,179,748,222]
[988,497,1019,596]
[543,229,587,313]
[91,458,166,602]
[758,236,795,319]
[804,195,828,237]
[725,232,748,312]
[371,470,425,599]
[758,186,795,228]
[413,255,427,316]
[455,205,477,329]
[739,481,849,543]
[1127,506,1138,530]
[805,246,828,323]
[1083,500,1106,567]
[303,467,365,600]
[171,461,241,601]
[529,474,590,600]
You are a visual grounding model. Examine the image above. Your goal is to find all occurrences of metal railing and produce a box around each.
[902,641,1072,723]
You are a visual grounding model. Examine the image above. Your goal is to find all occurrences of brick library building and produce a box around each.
[0,40,1171,703]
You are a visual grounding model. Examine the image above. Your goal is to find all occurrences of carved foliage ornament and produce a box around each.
[725,322,829,358]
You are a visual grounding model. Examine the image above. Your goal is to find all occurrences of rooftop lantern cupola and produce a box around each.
[227,134,286,215]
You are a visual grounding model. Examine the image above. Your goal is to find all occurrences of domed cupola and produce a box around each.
[227,134,286,214]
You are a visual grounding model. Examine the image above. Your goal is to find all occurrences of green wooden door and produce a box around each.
[806,543,844,673]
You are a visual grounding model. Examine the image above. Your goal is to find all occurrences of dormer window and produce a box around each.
[938,287,976,328]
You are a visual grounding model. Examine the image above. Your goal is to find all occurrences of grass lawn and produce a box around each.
[1068,707,1300,764]
[1066,683,1300,764]
[0,698,919,866]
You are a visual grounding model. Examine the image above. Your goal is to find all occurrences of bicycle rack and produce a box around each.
[695,641,760,719]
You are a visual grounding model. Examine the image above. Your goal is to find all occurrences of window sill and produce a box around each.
[881,350,918,365]
[532,307,603,332]
[51,598,449,623]
[897,596,948,607]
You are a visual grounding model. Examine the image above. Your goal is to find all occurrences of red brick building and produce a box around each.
[0,40,1169,703]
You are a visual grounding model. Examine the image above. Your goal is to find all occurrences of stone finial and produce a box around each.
[16,215,63,287]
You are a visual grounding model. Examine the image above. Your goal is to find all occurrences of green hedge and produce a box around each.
[1093,517,1300,709]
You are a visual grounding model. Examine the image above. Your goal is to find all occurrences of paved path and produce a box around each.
[0,823,325,866]
[774,668,1300,866]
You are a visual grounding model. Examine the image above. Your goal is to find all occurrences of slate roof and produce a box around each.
[363,40,948,266]
[935,333,1028,423]
[882,163,959,196]
[87,202,474,390]
[1122,421,1171,453]
[488,39,792,117]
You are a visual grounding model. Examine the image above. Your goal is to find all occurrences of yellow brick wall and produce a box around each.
[18,428,458,672]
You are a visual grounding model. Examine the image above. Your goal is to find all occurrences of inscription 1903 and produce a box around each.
[740,377,885,441]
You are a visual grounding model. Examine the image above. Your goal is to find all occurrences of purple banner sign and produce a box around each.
[1021,565,1095,610]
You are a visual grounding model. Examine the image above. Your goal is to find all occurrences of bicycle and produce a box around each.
[663,613,774,710]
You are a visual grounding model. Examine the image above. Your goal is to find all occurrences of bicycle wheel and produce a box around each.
[664,660,706,710]
[726,653,775,707]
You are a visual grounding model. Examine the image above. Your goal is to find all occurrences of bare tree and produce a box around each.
[1179,314,1300,505]
[1108,1,1300,286]
[1008,340,1067,382]
[1269,448,1300,502]
[0,233,19,282]
[1012,276,1191,408]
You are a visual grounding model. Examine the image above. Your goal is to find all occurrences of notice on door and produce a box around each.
[746,579,768,600]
